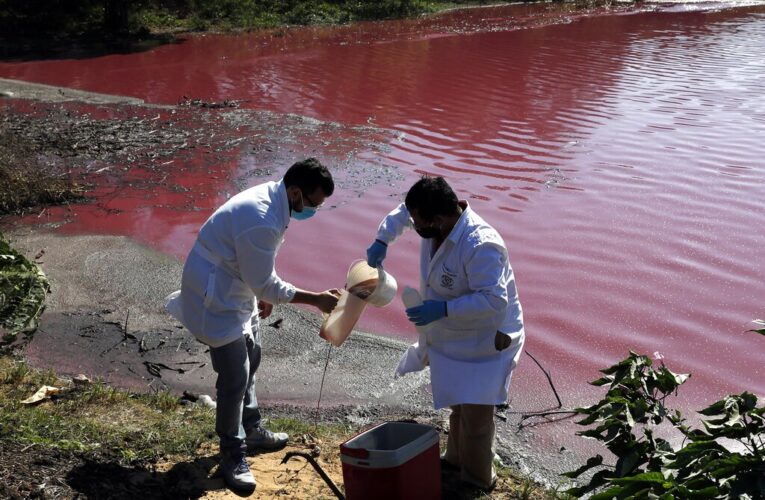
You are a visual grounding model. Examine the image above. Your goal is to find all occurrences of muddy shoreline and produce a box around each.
[0,77,582,490]
[5,229,433,409]
[0,76,429,414]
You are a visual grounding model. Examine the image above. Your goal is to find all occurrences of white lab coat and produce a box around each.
[378,202,524,409]
[166,180,297,348]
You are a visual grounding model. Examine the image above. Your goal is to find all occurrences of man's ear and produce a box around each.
[286,185,300,201]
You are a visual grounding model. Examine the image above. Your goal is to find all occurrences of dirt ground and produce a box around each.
[0,438,349,499]
[1,430,531,499]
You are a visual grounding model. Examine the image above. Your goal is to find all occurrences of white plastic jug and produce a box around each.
[401,286,425,334]
[346,260,397,307]
[395,286,430,377]
[319,289,367,347]
[319,260,399,347]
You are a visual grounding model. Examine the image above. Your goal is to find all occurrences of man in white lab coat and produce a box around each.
[167,158,340,491]
[366,176,524,490]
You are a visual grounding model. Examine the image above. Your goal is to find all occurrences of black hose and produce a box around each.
[281,451,346,500]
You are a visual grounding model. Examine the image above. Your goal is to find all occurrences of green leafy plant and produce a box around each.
[0,233,50,341]
[566,345,765,498]
[750,319,765,337]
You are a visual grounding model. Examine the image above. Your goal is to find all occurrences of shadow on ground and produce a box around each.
[67,456,223,499]
[0,439,221,499]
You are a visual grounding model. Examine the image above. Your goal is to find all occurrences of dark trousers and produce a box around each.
[209,330,262,459]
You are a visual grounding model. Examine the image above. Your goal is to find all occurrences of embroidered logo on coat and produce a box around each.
[440,273,454,289]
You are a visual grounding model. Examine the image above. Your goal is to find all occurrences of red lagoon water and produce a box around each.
[2,4,765,412]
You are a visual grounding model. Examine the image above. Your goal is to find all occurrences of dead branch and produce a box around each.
[526,350,562,408]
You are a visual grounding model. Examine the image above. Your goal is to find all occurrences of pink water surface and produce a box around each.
[2,4,764,415]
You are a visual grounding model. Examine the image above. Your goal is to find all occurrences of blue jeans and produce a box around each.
[209,330,262,459]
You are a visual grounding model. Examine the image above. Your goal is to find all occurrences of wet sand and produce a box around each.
[5,230,432,409]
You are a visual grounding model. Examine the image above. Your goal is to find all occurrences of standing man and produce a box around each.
[366,176,524,491]
[166,158,340,491]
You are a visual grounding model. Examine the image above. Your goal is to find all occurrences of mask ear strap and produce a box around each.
[289,188,304,214]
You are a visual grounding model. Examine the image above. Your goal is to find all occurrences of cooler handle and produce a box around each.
[340,445,370,459]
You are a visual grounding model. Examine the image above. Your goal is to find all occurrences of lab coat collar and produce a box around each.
[445,201,471,245]
[425,201,471,277]
[275,179,290,229]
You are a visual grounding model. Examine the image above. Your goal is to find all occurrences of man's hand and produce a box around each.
[316,288,342,314]
[406,300,447,326]
[292,288,341,313]
[366,240,387,268]
[257,300,273,319]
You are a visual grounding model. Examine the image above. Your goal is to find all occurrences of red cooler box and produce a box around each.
[340,421,441,500]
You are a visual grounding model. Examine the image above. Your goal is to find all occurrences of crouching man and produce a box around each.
[166,158,340,491]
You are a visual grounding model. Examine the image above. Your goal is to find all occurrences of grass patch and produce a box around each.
[0,356,354,466]
[0,356,216,464]
[268,415,349,441]
[0,355,560,498]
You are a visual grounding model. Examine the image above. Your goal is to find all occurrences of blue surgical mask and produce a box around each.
[292,206,316,220]
[291,191,318,220]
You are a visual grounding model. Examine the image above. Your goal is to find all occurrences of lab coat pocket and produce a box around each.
[429,349,508,409]
[203,269,216,308]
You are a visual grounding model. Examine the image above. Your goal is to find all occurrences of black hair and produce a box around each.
[404,176,460,221]
[283,158,334,196]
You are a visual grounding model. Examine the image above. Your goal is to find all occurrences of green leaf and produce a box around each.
[563,454,604,478]
[600,357,634,376]
[672,372,690,386]
[653,366,689,394]
[607,395,632,405]
[680,485,722,498]
[564,484,592,497]
[578,428,605,440]
[576,411,602,426]
[625,404,635,428]
[573,350,764,499]
[591,376,614,386]
[612,471,667,484]
[698,399,727,416]
[589,485,627,499]
[565,469,611,497]
[615,448,642,477]
[667,441,726,469]
[591,483,655,499]
[738,391,758,412]
[749,319,765,336]
[0,233,49,338]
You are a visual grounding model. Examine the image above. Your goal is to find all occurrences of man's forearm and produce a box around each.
[291,289,321,307]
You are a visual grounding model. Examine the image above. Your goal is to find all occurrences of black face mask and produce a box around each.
[415,226,440,239]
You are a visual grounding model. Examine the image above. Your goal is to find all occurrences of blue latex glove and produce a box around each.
[366,239,387,268]
[406,300,447,326]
